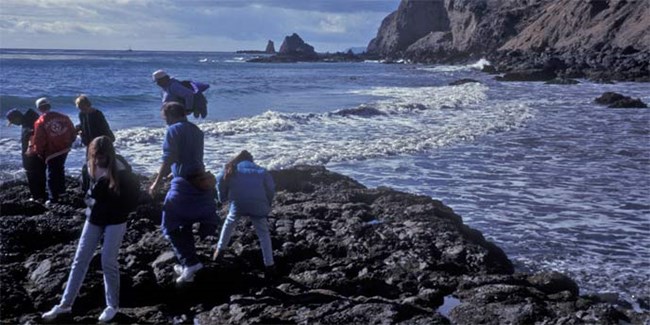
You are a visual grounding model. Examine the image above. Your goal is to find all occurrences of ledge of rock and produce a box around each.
[0,165,640,324]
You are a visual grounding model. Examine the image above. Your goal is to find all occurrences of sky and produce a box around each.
[0,0,400,53]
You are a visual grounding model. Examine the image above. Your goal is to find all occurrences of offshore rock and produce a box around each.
[0,166,642,324]
[595,92,648,108]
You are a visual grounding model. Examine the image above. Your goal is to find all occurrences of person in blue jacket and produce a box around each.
[213,150,276,275]
[149,101,218,283]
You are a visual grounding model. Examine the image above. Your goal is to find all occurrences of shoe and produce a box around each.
[42,304,72,321]
[98,306,118,322]
[173,264,184,276]
[264,264,278,281]
[176,262,203,283]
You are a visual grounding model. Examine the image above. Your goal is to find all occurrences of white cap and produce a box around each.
[152,69,168,81]
[35,97,50,108]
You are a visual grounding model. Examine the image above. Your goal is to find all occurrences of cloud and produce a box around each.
[0,0,399,51]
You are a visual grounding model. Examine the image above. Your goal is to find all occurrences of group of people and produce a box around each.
[6,70,276,323]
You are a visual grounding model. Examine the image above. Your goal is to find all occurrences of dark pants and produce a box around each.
[46,153,68,201]
[24,155,47,200]
[166,225,200,267]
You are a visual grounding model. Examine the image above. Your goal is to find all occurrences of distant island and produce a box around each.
[245,33,368,63]
[236,40,276,54]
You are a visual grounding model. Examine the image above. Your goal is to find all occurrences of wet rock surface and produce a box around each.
[1,166,645,324]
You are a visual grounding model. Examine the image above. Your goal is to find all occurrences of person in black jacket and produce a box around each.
[5,108,46,201]
[75,95,115,190]
[42,136,139,323]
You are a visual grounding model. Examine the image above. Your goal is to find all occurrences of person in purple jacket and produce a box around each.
[213,150,276,278]
[152,69,209,118]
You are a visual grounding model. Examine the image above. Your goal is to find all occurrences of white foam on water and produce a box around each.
[418,58,492,72]
[114,83,533,175]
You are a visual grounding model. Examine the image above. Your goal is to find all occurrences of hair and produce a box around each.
[87,136,120,194]
[224,150,254,181]
[161,101,186,120]
[75,95,92,108]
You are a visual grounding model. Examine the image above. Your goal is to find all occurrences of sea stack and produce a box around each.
[265,40,276,54]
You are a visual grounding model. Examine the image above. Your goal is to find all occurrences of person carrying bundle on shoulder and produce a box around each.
[152,69,209,118]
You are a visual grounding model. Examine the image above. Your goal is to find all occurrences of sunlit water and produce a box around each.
[1,49,648,304]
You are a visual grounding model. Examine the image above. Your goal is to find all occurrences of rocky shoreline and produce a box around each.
[1,165,647,324]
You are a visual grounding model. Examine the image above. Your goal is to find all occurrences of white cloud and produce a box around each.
[0,0,398,51]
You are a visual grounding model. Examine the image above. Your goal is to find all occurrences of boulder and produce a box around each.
[265,40,275,54]
[595,92,648,108]
[278,33,316,57]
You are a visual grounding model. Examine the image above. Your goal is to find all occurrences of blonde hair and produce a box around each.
[75,94,92,108]
[87,136,120,194]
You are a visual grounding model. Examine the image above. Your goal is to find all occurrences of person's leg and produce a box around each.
[250,216,274,267]
[60,221,103,307]
[215,213,239,254]
[80,163,90,193]
[166,225,200,267]
[101,223,127,309]
[25,156,47,200]
[46,153,68,201]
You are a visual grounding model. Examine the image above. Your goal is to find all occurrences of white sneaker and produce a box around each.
[98,306,118,322]
[42,304,72,321]
[176,262,203,283]
[173,264,184,276]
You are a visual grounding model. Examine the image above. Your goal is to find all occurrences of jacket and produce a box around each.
[85,157,140,226]
[216,160,275,217]
[32,111,76,162]
[79,109,115,146]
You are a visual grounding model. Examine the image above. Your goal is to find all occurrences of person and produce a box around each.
[28,97,76,204]
[75,95,115,190]
[213,150,276,277]
[75,95,115,147]
[41,136,140,323]
[149,101,218,283]
[5,108,47,201]
[152,69,209,118]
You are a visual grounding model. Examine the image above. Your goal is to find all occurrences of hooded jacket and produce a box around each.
[216,160,275,217]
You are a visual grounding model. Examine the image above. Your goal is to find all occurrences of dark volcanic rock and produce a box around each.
[279,33,316,58]
[367,0,650,81]
[0,166,641,324]
[449,79,480,86]
[595,92,648,108]
[265,40,275,54]
[495,69,557,82]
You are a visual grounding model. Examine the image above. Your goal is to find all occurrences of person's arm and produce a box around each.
[149,128,176,196]
[30,117,46,157]
[170,80,195,111]
[215,169,228,203]
[149,159,171,196]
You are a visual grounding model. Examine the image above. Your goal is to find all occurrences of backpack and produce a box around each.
[180,80,210,118]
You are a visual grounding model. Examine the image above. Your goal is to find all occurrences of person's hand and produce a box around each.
[148,181,160,197]
[24,147,36,156]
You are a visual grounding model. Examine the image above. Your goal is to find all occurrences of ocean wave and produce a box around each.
[111,84,532,174]
[418,58,492,73]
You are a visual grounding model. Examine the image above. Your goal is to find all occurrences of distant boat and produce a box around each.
[126,46,133,52]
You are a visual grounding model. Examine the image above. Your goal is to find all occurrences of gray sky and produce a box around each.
[0,0,399,52]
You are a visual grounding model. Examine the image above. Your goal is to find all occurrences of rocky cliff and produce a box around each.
[367,0,650,81]
[1,166,644,324]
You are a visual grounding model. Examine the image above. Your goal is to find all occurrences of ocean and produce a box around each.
[1,49,648,306]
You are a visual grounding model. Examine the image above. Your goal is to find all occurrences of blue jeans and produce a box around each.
[46,153,68,201]
[216,214,274,266]
[166,225,201,267]
[60,221,126,309]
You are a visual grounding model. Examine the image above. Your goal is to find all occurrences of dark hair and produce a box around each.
[161,101,186,120]
[87,136,120,194]
[224,150,254,181]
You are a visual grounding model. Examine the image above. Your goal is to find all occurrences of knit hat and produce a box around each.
[152,69,168,81]
[35,97,50,109]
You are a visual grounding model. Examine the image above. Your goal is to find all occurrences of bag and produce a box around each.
[187,171,216,191]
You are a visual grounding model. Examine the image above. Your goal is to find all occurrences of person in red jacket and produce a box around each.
[27,97,76,204]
